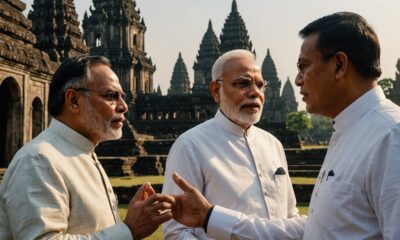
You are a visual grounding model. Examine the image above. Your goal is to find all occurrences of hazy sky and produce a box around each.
[23,0,400,110]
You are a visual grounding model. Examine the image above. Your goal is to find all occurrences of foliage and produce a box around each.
[378,78,394,97]
[305,114,334,145]
[287,111,312,133]
[286,112,334,145]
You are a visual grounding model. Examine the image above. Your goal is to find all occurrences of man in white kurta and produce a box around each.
[162,49,301,239]
[203,87,400,239]
[168,12,400,240]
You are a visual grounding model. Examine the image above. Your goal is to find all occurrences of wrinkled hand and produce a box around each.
[171,172,212,228]
[124,182,175,239]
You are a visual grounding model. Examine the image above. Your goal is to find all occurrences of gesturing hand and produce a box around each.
[171,172,212,228]
[124,182,175,239]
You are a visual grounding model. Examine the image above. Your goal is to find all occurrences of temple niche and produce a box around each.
[0,0,59,167]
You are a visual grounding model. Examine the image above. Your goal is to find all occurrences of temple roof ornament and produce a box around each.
[219,0,253,53]
[168,52,191,95]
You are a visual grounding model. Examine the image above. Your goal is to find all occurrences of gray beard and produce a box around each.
[81,98,122,142]
[219,88,262,127]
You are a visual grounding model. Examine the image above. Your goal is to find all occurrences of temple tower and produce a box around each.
[82,0,155,98]
[192,20,220,95]
[262,49,284,123]
[281,77,298,117]
[28,0,89,62]
[168,52,191,95]
[219,0,253,54]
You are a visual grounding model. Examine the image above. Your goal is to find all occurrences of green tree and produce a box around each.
[287,111,312,133]
[378,78,394,97]
[306,114,334,145]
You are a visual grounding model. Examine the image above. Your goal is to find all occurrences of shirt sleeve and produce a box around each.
[162,137,204,240]
[367,124,400,239]
[0,153,132,240]
[207,205,306,240]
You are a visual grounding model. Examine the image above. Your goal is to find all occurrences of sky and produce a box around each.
[22,0,400,110]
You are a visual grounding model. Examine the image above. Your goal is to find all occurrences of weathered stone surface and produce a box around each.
[98,157,135,177]
[28,0,89,62]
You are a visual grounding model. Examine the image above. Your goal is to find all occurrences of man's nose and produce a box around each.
[247,85,263,98]
[295,72,303,86]
[116,98,128,113]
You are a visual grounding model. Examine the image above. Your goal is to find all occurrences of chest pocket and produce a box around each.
[314,180,355,232]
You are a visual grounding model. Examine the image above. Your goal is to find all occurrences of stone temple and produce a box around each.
[0,0,308,171]
[5,0,399,176]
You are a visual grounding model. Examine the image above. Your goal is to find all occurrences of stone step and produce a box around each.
[98,157,136,177]
[288,164,322,170]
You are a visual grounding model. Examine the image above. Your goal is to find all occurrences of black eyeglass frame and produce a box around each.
[71,87,125,103]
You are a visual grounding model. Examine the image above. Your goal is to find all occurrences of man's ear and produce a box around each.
[209,80,221,103]
[334,51,348,79]
[64,88,80,113]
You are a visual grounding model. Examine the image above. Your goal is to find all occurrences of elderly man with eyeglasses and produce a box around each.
[162,49,301,240]
[0,55,175,239]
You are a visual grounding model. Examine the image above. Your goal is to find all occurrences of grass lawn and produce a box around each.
[291,177,317,185]
[109,175,165,187]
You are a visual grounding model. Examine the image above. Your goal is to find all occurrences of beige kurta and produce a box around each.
[0,119,132,239]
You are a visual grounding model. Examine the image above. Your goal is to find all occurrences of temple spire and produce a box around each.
[219,0,253,53]
[28,0,89,62]
[168,52,191,95]
[262,49,284,123]
[192,20,220,95]
[282,77,298,114]
[232,0,238,12]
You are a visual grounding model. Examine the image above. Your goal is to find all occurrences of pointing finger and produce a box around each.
[172,172,194,193]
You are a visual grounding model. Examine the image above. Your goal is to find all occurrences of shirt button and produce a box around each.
[108,188,112,193]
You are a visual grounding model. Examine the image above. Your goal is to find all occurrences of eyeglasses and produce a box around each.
[216,79,268,92]
[72,88,125,103]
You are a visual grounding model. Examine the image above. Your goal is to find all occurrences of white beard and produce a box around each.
[219,88,263,127]
[82,99,122,142]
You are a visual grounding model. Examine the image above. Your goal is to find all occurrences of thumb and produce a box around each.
[172,172,194,193]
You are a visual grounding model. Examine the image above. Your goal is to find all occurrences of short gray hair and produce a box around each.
[211,49,256,81]
[48,55,111,116]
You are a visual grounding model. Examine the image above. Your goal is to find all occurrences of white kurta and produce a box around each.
[162,110,299,239]
[0,119,132,240]
[206,86,400,240]
[304,86,400,239]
